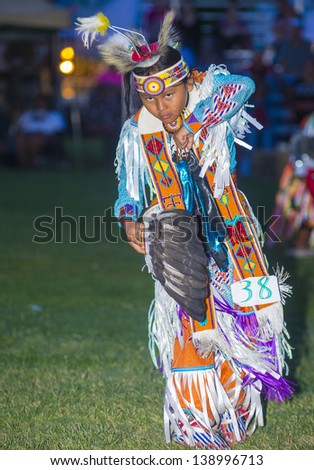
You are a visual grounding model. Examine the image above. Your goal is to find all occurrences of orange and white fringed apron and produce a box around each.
[140,123,294,448]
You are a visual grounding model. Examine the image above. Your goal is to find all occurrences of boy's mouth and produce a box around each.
[161,114,172,121]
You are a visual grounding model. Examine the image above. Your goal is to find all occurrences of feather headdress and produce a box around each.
[75,10,180,73]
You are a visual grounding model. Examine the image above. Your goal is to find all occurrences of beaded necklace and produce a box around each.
[162,107,188,134]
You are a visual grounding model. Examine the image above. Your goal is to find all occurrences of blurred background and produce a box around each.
[0,0,313,175]
[1,1,314,451]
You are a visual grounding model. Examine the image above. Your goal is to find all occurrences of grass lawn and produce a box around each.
[0,167,313,450]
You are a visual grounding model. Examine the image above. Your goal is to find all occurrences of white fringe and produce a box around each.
[240,383,264,434]
[256,302,284,335]
[198,121,231,199]
[164,354,263,446]
[272,264,293,305]
[199,64,230,101]
[198,103,263,198]
[212,288,286,380]
[192,329,232,359]
[115,119,155,205]
[148,281,182,378]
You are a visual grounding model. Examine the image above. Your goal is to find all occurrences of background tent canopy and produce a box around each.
[0,0,70,30]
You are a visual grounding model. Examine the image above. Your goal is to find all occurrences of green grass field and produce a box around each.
[0,167,313,450]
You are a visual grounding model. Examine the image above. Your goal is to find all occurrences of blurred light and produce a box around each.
[61,86,76,100]
[59,60,75,74]
[60,46,75,61]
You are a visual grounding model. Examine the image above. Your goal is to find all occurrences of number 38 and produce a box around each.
[240,276,273,302]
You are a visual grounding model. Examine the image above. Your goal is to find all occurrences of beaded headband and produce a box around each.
[133,58,189,96]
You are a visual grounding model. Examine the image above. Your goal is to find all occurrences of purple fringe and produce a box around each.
[215,295,277,354]
[214,296,241,317]
[214,296,259,335]
[154,357,163,373]
[177,306,190,328]
[215,295,262,344]
[241,367,296,402]
[214,296,295,401]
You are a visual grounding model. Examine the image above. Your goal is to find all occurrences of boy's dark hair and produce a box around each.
[123,46,183,116]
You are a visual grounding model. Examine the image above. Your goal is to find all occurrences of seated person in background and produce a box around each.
[218,2,252,51]
[14,94,66,168]
[273,18,312,82]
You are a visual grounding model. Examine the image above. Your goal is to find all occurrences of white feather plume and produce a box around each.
[75,14,109,49]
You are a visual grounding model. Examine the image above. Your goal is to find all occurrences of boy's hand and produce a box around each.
[173,126,194,150]
[122,219,146,254]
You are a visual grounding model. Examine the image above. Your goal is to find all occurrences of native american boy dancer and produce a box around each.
[76,11,294,449]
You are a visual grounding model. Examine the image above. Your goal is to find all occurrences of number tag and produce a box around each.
[231,275,281,307]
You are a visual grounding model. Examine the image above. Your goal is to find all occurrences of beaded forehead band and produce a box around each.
[133,58,189,95]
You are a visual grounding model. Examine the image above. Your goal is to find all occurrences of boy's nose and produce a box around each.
[156,99,166,112]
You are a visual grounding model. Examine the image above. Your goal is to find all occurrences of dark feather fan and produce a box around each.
[145,210,209,322]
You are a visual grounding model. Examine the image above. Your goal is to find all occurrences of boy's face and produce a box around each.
[138,80,193,125]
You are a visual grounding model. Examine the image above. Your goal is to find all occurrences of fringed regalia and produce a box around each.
[114,65,294,449]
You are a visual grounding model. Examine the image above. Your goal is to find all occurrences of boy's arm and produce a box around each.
[114,121,145,254]
[114,173,146,254]
[114,119,144,223]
